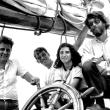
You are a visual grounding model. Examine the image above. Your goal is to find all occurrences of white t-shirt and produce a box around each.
[46,66,83,86]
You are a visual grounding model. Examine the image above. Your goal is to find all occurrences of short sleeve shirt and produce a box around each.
[46,66,83,86]
[0,59,28,100]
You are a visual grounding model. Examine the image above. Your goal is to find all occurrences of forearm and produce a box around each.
[74,25,88,51]
[22,72,33,82]
[71,78,81,89]
[22,72,39,85]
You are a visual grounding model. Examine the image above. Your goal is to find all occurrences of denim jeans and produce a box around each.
[0,99,19,110]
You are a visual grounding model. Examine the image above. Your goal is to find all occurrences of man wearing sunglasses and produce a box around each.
[82,11,110,107]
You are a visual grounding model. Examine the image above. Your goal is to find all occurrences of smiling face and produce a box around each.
[0,43,12,63]
[34,50,50,66]
[59,47,72,64]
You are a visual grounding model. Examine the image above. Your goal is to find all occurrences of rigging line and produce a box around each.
[60,35,62,44]
[34,16,55,34]
[60,34,67,44]
[60,35,67,44]
[35,16,40,30]
[34,16,42,35]
[42,0,60,33]
[58,0,67,36]
[61,16,67,36]
[59,12,67,43]
[42,18,56,33]
[34,0,60,34]
[58,0,67,44]
[1,24,5,37]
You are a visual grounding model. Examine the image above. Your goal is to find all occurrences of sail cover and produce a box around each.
[1,0,107,28]
[0,0,110,37]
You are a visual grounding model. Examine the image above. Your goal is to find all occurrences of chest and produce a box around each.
[0,65,18,82]
[91,41,110,58]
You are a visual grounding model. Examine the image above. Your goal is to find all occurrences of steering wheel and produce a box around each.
[22,83,84,110]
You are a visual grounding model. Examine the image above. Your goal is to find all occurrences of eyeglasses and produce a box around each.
[88,18,101,28]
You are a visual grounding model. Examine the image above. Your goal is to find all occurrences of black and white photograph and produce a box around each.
[0,0,110,110]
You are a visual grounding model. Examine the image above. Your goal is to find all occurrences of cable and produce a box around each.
[1,24,5,37]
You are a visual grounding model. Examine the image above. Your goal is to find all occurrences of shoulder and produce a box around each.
[71,66,83,78]
[80,38,93,50]
[8,59,19,65]
[71,66,82,72]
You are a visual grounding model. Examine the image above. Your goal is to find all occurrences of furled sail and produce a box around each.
[0,0,108,37]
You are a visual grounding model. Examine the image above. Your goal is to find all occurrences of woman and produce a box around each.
[48,43,84,90]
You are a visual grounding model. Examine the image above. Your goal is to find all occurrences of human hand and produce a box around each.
[92,56,105,64]
[31,77,40,86]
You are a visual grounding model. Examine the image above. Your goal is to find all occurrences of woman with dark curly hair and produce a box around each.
[47,43,86,90]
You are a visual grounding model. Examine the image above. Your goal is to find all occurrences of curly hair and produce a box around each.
[54,43,81,68]
[85,11,109,29]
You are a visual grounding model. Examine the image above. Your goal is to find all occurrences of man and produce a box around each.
[34,47,53,69]
[81,11,110,107]
[0,36,40,110]
[34,47,54,87]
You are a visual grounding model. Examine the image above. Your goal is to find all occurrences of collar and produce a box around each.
[0,60,10,71]
[95,36,108,44]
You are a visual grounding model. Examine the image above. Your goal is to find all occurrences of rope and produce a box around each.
[34,0,60,35]
[58,0,67,44]
[60,16,67,44]
[42,0,60,33]
[60,35,67,44]
[34,16,56,35]
[1,24,5,37]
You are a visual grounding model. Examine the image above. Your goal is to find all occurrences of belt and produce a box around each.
[0,99,18,110]
[0,99,17,102]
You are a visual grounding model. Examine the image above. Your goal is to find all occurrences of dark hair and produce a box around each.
[85,11,109,29]
[54,43,81,68]
[34,47,50,58]
[0,36,14,47]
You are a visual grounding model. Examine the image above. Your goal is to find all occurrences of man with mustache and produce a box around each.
[82,11,110,108]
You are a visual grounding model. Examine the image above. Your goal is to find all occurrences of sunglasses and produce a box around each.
[88,18,101,28]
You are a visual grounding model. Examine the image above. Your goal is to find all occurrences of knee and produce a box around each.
[82,61,95,71]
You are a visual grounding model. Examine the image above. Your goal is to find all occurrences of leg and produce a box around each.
[102,75,110,98]
[82,61,106,107]
[96,97,105,108]
[82,61,104,95]
[82,96,95,109]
